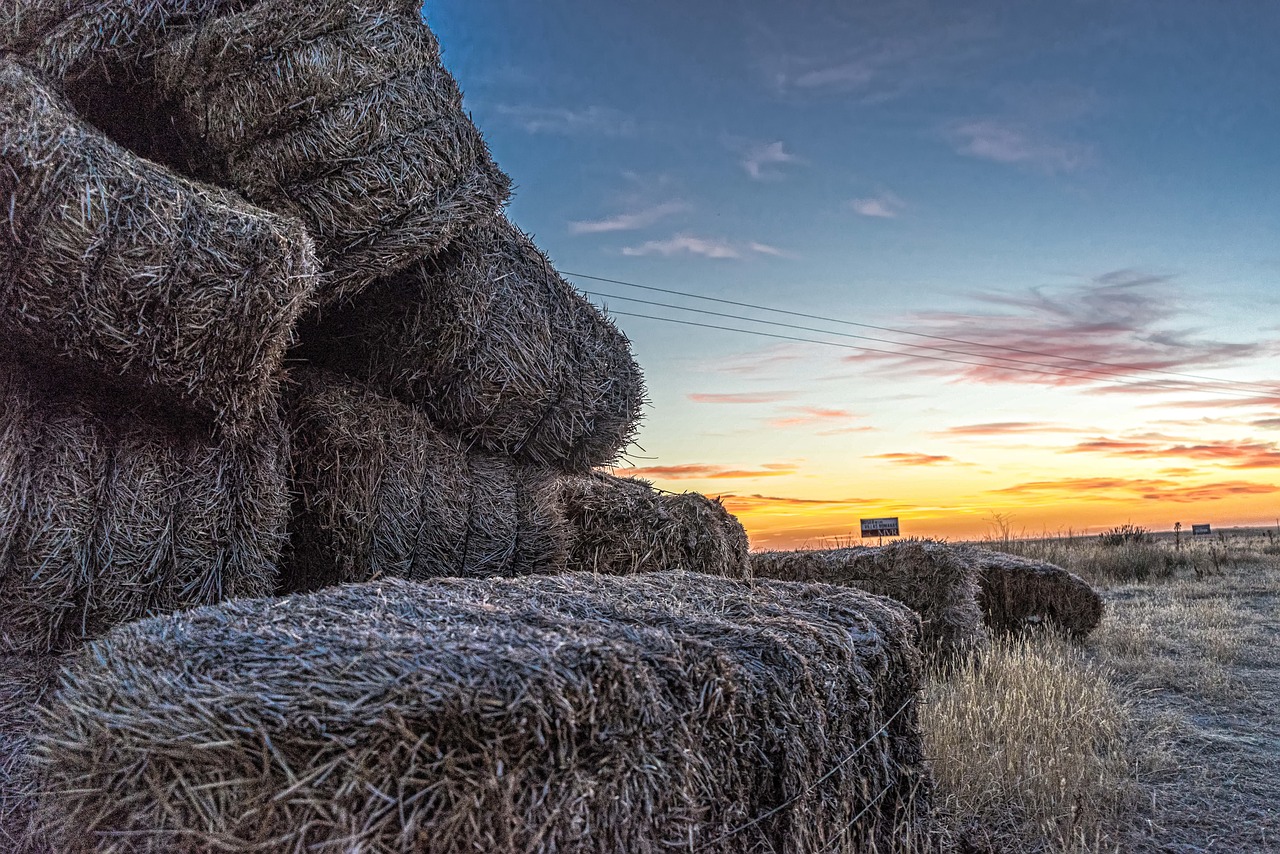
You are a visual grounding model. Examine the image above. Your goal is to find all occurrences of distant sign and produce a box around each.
[1191,524,1212,536]
[861,517,900,537]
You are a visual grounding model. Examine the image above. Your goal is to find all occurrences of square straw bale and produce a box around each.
[34,572,933,852]
[0,354,290,656]
[0,59,318,434]
[958,546,1104,639]
[751,538,990,662]
[281,369,567,593]
[296,216,646,471]
[556,471,750,578]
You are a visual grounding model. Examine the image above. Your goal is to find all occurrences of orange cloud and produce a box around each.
[614,463,796,480]
[935,421,1087,436]
[990,477,1280,503]
[1068,437,1280,468]
[768,405,864,429]
[687,391,794,404]
[868,452,961,466]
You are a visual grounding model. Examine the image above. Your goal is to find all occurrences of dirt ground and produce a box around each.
[1098,563,1280,852]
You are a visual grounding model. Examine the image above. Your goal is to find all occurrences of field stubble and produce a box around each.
[925,530,1280,852]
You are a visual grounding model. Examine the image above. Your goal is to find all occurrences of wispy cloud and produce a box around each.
[868,452,962,466]
[719,493,880,513]
[948,120,1089,173]
[740,140,800,180]
[838,270,1272,393]
[614,463,796,480]
[768,406,865,430]
[495,104,637,137]
[622,234,787,260]
[1068,436,1280,469]
[934,421,1092,437]
[688,391,794,404]
[849,192,906,219]
[990,477,1280,503]
[568,201,689,235]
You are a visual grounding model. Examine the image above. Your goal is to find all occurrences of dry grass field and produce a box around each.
[927,529,1280,852]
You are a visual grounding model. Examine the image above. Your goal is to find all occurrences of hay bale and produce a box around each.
[1,653,60,854]
[297,216,646,471]
[281,369,567,593]
[0,59,318,434]
[150,0,511,301]
[751,539,990,661]
[34,571,931,852]
[0,354,290,655]
[960,547,1105,640]
[557,471,750,578]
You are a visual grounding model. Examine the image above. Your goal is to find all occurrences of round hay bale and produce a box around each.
[556,471,750,577]
[0,59,318,434]
[959,547,1105,640]
[281,369,567,593]
[151,0,511,301]
[296,216,646,471]
[751,538,990,662]
[1,653,60,854]
[34,572,931,852]
[0,354,290,656]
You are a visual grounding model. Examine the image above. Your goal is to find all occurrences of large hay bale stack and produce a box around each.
[0,60,318,434]
[751,539,989,661]
[557,471,750,578]
[297,216,646,470]
[1,653,59,853]
[150,0,511,301]
[960,547,1104,640]
[34,572,931,852]
[0,355,290,655]
[282,369,566,593]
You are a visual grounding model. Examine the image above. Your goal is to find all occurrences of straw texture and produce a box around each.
[0,59,318,433]
[281,369,566,593]
[556,471,750,578]
[298,216,646,470]
[961,547,1105,640]
[152,0,511,301]
[0,354,290,656]
[1,653,59,854]
[751,538,990,661]
[35,572,931,853]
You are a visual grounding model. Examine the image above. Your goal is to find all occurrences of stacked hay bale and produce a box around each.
[557,471,751,578]
[1,654,60,852]
[34,573,934,852]
[751,538,990,661]
[0,56,317,851]
[959,547,1104,639]
[281,369,567,593]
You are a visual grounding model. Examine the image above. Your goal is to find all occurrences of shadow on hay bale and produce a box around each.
[281,369,567,593]
[296,216,646,471]
[557,471,750,578]
[0,354,289,656]
[34,572,934,853]
[0,59,318,434]
[751,539,990,662]
[959,547,1104,640]
[1,653,60,854]
[151,0,511,301]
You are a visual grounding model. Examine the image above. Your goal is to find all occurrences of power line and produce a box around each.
[583,288,1265,398]
[604,310,1270,400]
[564,270,1279,396]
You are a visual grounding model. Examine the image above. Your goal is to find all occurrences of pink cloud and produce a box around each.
[688,391,794,404]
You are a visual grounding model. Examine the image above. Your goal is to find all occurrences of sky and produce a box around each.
[427,0,1280,548]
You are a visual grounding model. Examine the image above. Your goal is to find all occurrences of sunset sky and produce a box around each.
[431,0,1280,548]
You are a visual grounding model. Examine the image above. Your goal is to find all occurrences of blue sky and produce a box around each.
[428,0,1280,545]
